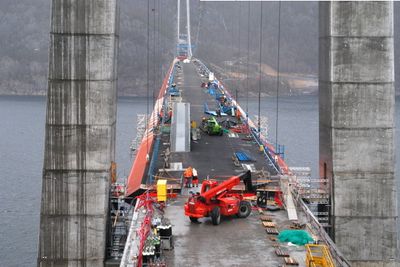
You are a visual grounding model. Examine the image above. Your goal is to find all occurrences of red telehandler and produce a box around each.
[184,171,255,225]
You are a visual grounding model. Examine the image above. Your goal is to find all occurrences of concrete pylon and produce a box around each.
[319,2,398,266]
[37,1,119,266]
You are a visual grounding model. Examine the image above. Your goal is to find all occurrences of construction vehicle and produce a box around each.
[202,116,223,136]
[184,171,254,225]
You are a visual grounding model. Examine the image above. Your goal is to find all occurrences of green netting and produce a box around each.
[277,230,314,246]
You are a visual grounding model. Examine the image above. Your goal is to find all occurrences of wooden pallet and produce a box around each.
[262,221,276,228]
[289,221,305,230]
[260,215,273,221]
[275,248,290,257]
[269,236,277,242]
[284,257,299,265]
[266,228,279,235]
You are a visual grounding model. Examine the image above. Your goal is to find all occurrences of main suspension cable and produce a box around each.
[275,1,282,149]
[153,0,157,110]
[257,2,263,137]
[237,1,241,102]
[146,0,150,172]
[246,1,250,118]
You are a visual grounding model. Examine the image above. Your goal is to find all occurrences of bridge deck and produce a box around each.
[155,62,278,182]
[153,62,308,266]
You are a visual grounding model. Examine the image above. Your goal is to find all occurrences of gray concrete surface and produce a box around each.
[160,62,307,266]
[38,1,119,266]
[157,62,278,181]
[319,2,398,266]
[164,195,306,267]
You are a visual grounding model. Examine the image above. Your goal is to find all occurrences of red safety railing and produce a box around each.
[126,59,178,197]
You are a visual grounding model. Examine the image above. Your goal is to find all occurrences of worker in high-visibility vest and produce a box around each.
[183,166,193,188]
[192,168,199,187]
[235,108,242,121]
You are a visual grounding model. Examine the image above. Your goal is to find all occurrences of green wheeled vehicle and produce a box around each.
[203,116,223,136]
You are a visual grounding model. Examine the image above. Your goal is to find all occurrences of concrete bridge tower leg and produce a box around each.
[319,2,398,266]
[37,1,119,266]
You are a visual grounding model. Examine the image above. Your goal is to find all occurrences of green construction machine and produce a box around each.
[202,116,223,136]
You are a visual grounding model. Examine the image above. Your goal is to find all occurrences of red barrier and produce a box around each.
[126,59,177,197]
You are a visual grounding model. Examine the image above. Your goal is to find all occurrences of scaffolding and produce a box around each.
[289,167,331,228]
[106,184,135,262]
[130,114,148,156]
[253,115,269,141]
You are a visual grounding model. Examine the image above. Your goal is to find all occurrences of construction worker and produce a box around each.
[235,108,242,121]
[192,168,198,187]
[183,166,193,188]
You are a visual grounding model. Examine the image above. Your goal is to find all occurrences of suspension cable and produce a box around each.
[230,11,235,75]
[237,1,241,102]
[246,1,250,118]
[158,0,161,90]
[275,1,282,149]
[157,0,161,113]
[257,2,263,137]
[146,0,150,175]
[153,0,157,110]
[194,1,204,52]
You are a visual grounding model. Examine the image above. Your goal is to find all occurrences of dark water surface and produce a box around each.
[0,95,399,266]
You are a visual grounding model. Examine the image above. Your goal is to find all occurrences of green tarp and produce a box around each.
[277,230,313,246]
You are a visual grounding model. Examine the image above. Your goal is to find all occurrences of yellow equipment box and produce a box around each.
[157,179,167,202]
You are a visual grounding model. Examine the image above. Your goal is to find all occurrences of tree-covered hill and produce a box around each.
[0,1,398,96]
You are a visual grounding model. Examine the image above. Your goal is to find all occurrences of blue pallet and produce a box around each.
[235,151,254,162]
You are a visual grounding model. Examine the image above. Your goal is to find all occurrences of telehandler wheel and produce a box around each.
[237,201,251,218]
[189,217,198,223]
[211,207,221,225]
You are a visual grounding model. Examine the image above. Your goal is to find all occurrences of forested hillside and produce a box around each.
[0,1,398,96]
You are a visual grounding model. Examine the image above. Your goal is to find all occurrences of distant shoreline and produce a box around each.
[1,91,399,98]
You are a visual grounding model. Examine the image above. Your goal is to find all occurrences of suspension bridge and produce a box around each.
[37,1,398,267]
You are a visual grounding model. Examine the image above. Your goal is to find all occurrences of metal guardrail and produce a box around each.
[249,128,281,174]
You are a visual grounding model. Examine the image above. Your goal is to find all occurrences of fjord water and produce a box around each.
[0,95,399,266]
